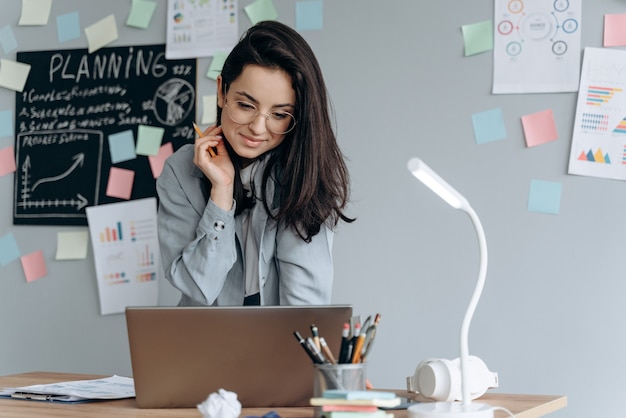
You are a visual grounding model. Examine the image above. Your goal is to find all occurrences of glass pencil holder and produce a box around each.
[312,363,366,417]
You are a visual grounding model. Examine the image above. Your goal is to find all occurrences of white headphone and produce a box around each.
[406,356,498,402]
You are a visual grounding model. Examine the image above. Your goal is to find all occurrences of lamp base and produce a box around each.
[408,402,494,418]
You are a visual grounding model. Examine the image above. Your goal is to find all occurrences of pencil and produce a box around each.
[192,122,216,157]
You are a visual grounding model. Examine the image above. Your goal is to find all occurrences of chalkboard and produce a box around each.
[13,44,196,226]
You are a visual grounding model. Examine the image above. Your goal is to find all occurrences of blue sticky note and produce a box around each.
[56,11,80,43]
[296,0,323,31]
[0,109,13,138]
[109,130,137,164]
[0,25,18,54]
[0,232,21,267]
[472,108,506,144]
[528,180,562,215]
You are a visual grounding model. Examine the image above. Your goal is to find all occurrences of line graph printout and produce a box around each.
[493,0,581,94]
[568,47,626,181]
[86,198,160,315]
[14,44,196,226]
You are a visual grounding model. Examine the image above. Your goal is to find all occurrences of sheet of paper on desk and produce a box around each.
[0,375,135,402]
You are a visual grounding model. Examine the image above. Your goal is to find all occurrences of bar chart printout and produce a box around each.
[569,47,626,181]
[86,198,160,315]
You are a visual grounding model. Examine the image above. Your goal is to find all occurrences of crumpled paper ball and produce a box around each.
[197,388,242,418]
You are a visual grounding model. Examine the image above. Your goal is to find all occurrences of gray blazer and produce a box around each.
[156,144,334,306]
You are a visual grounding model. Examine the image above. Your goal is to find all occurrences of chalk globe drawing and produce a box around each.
[152,78,195,126]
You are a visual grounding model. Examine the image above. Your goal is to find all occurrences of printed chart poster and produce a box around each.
[568,48,626,181]
[14,44,196,226]
[86,198,160,315]
[166,0,238,59]
[493,0,581,93]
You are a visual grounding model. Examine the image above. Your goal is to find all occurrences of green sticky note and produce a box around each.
[462,20,493,56]
[245,0,278,25]
[206,51,228,80]
[127,0,157,29]
[136,125,164,156]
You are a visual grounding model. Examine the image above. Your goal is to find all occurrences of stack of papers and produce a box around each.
[310,390,401,417]
[0,375,135,403]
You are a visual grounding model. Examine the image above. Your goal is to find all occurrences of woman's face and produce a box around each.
[217,64,296,162]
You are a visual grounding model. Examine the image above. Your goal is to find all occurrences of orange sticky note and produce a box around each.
[521,109,558,147]
[21,250,47,282]
[148,142,174,179]
[106,167,135,200]
[604,14,626,47]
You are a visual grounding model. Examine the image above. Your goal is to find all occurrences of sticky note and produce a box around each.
[206,51,228,80]
[296,0,323,31]
[0,109,13,138]
[603,14,626,47]
[462,20,493,56]
[0,232,21,267]
[528,179,562,215]
[85,14,118,53]
[136,125,164,156]
[472,108,506,144]
[56,231,89,260]
[0,146,16,176]
[127,0,158,29]
[109,130,137,163]
[106,167,135,200]
[21,250,47,282]
[148,142,174,179]
[0,59,32,92]
[202,95,217,125]
[0,25,18,54]
[245,0,278,25]
[521,109,558,147]
[19,0,52,26]
[56,11,81,43]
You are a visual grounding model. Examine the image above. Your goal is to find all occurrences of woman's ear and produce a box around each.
[216,75,225,108]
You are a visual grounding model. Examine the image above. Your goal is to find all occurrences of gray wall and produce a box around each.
[1,1,624,416]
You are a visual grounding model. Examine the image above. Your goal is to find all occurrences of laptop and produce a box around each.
[125,305,352,408]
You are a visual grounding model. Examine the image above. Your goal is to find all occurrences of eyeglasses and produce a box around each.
[224,99,297,134]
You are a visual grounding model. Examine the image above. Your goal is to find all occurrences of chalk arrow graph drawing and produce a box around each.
[31,153,85,192]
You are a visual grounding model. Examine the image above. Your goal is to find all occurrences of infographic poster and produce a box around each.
[568,48,626,181]
[86,198,160,315]
[493,0,581,93]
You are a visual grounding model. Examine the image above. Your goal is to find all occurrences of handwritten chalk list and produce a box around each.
[13,44,196,226]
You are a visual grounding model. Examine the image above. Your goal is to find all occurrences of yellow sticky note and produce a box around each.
[19,0,52,26]
[56,231,89,260]
[85,14,119,53]
[202,95,217,125]
[0,59,31,92]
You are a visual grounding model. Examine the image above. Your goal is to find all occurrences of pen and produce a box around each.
[310,324,321,351]
[361,313,381,363]
[351,323,364,363]
[338,323,351,363]
[192,122,216,157]
[306,337,327,364]
[293,331,324,364]
[319,337,337,364]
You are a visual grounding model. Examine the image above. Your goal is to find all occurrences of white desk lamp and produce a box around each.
[406,158,494,418]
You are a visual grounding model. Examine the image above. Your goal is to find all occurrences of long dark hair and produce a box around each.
[215,21,354,242]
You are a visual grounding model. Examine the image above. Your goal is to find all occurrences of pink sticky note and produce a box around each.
[21,250,47,282]
[604,14,626,47]
[521,109,558,147]
[0,146,16,176]
[148,142,174,179]
[106,167,135,200]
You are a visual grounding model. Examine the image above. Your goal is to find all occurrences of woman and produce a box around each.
[157,21,353,306]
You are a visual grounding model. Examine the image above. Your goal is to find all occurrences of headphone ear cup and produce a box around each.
[415,358,460,402]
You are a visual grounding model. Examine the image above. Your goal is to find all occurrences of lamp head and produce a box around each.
[407,158,469,210]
